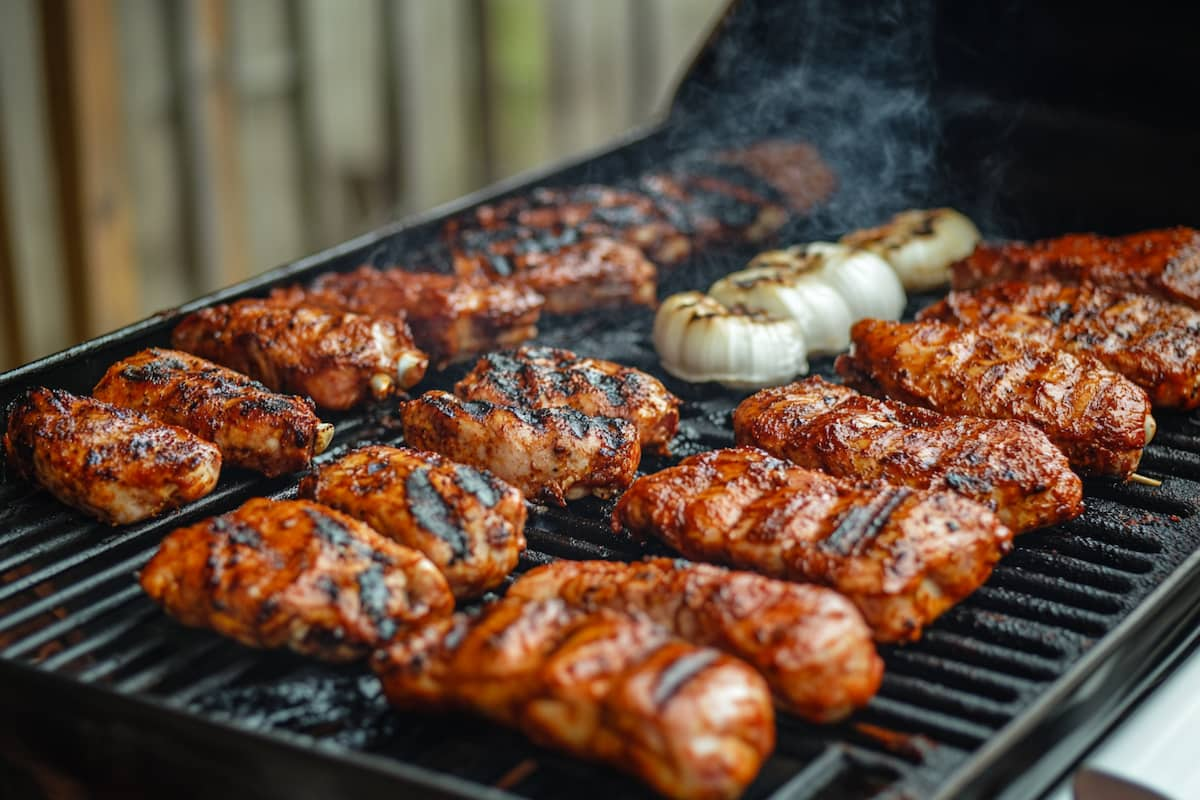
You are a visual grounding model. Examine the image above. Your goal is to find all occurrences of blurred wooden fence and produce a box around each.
[0,0,725,370]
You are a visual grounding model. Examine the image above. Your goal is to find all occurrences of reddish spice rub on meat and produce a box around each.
[140,497,453,661]
[373,598,775,800]
[507,557,882,721]
[950,227,1200,308]
[918,279,1200,410]
[94,348,332,477]
[836,319,1156,478]
[4,387,221,525]
[734,377,1083,533]
[613,447,1013,643]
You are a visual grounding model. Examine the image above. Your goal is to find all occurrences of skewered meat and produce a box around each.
[140,497,453,661]
[836,319,1156,478]
[4,388,221,525]
[734,377,1084,533]
[453,237,657,315]
[270,267,544,366]
[93,348,333,477]
[401,391,639,505]
[507,557,882,721]
[950,227,1200,308]
[840,208,980,291]
[918,279,1200,410]
[171,298,428,410]
[298,445,526,598]
[613,447,1013,643]
[373,598,775,800]
[454,346,680,454]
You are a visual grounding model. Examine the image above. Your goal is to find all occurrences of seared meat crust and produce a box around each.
[454,346,680,454]
[950,227,1200,308]
[734,377,1083,533]
[140,497,453,661]
[4,388,220,525]
[373,598,775,800]
[299,445,526,598]
[171,298,428,410]
[507,557,882,721]
[919,279,1200,409]
[613,447,1013,643]
[836,319,1155,478]
[401,390,640,505]
[93,348,331,477]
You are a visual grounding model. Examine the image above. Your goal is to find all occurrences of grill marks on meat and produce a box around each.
[4,388,221,525]
[836,319,1155,478]
[734,377,1083,533]
[171,298,428,410]
[401,391,639,505]
[712,140,837,214]
[140,498,453,661]
[271,267,544,366]
[372,598,775,800]
[298,445,526,598]
[613,447,1013,643]
[93,348,332,477]
[919,280,1200,410]
[507,557,882,722]
[950,227,1200,308]
[454,346,680,454]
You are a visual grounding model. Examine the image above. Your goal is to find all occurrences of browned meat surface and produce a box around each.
[454,237,657,315]
[171,298,428,410]
[734,377,1084,533]
[454,346,680,454]
[950,227,1200,308]
[713,140,838,214]
[401,390,639,505]
[140,497,453,661]
[636,172,788,247]
[919,279,1200,409]
[4,388,220,525]
[93,348,332,477]
[836,319,1156,478]
[271,267,544,366]
[613,447,1013,643]
[507,557,882,721]
[373,598,775,800]
[299,445,526,598]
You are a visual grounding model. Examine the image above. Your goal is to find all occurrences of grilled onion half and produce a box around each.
[841,208,981,291]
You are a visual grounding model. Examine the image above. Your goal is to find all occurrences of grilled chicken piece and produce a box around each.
[140,497,453,661]
[4,388,220,525]
[712,139,837,214]
[637,171,789,246]
[401,390,639,505]
[454,346,680,454]
[950,227,1200,308]
[613,447,1013,642]
[93,348,333,477]
[919,280,1200,410]
[734,377,1084,533]
[453,237,657,315]
[507,557,882,721]
[373,598,774,800]
[298,445,526,598]
[172,298,428,410]
[270,267,544,367]
[836,319,1156,478]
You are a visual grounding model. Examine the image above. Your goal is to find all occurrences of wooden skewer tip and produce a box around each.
[1129,473,1163,488]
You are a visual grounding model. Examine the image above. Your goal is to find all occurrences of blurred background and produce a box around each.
[0,0,725,371]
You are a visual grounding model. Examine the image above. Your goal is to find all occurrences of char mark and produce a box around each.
[405,467,470,562]
[356,562,397,641]
[304,508,376,560]
[651,648,720,708]
[822,487,913,557]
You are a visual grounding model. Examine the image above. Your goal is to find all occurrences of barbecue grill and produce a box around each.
[4,1,1200,798]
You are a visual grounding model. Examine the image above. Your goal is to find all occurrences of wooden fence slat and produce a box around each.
[0,118,23,369]
[39,0,139,340]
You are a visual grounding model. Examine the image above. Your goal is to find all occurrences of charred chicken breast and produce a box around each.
[734,377,1083,533]
[836,319,1155,478]
[613,447,1013,643]
[373,598,775,800]
[4,388,221,525]
[454,346,680,454]
[171,298,428,410]
[507,557,882,721]
[140,497,453,660]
